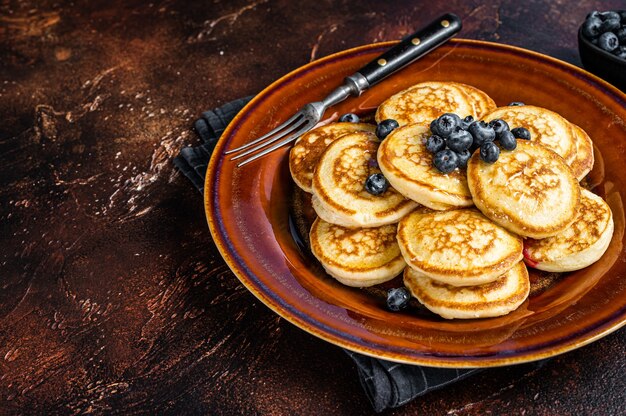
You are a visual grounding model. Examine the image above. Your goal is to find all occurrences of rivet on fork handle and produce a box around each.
[227,13,462,167]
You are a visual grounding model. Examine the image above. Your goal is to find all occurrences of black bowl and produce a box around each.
[578,16,626,92]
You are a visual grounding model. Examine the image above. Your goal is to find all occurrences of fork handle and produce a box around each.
[346,13,462,92]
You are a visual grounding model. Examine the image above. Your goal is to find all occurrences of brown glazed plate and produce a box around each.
[205,39,626,367]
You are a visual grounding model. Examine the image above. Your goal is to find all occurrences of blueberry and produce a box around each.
[456,149,472,168]
[488,119,510,139]
[586,11,601,20]
[600,11,621,22]
[446,128,473,152]
[600,16,621,32]
[615,46,626,59]
[616,27,626,44]
[582,16,603,39]
[468,120,496,146]
[430,118,441,136]
[598,31,619,52]
[619,11,626,23]
[364,173,389,195]
[511,127,531,140]
[461,115,474,130]
[508,101,525,106]
[433,149,459,173]
[386,287,410,312]
[499,131,517,150]
[434,113,461,138]
[480,141,500,163]
[376,119,399,140]
[338,113,360,123]
[425,135,445,153]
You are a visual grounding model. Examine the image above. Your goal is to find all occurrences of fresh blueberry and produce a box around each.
[508,101,525,106]
[433,149,459,173]
[598,31,619,52]
[461,115,474,130]
[586,11,601,20]
[446,127,474,152]
[616,26,626,43]
[468,120,496,146]
[386,287,410,312]
[600,16,621,32]
[619,10,626,23]
[456,149,472,168]
[488,119,510,139]
[499,131,517,150]
[338,113,360,123]
[376,119,399,140]
[615,46,626,59]
[600,11,621,22]
[434,113,462,137]
[430,118,441,136]
[364,173,389,195]
[582,16,603,39]
[425,135,446,153]
[511,127,531,140]
[480,141,500,163]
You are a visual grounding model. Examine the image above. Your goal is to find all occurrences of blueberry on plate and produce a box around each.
[425,134,446,153]
[598,32,619,52]
[499,130,517,150]
[376,119,399,140]
[480,141,500,163]
[508,101,525,106]
[511,127,531,140]
[488,119,510,138]
[468,120,496,146]
[456,149,472,168]
[364,173,389,195]
[461,115,474,130]
[446,127,473,152]
[338,113,360,123]
[582,16,603,39]
[434,113,461,137]
[433,149,459,173]
[387,287,410,312]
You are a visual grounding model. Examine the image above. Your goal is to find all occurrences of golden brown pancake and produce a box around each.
[396,208,523,286]
[310,218,406,287]
[404,261,530,319]
[311,131,418,227]
[289,122,376,193]
[467,140,581,239]
[455,82,497,119]
[568,123,594,181]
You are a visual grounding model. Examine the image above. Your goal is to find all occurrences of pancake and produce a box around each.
[454,82,497,119]
[396,209,523,286]
[377,123,473,210]
[403,261,530,319]
[375,81,475,126]
[467,140,581,239]
[289,122,376,193]
[523,189,613,272]
[568,123,594,181]
[310,217,406,287]
[485,105,577,164]
[311,131,418,227]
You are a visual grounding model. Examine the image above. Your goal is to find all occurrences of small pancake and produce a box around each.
[289,122,376,193]
[377,123,473,210]
[397,209,523,286]
[485,105,577,164]
[568,123,594,181]
[310,218,406,287]
[404,261,530,319]
[523,189,613,272]
[311,131,418,227]
[467,140,581,239]
[454,82,497,119]
[375,81,475,126]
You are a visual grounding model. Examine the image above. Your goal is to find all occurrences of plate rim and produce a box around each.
[205,38,626,367]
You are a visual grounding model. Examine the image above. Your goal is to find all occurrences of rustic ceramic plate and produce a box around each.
[205,39,626,367]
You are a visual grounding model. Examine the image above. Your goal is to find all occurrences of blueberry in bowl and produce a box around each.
[578,10,626,92]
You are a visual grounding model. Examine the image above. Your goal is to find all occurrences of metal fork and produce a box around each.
[226,13,462,167]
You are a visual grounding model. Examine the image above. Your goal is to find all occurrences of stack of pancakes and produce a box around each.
[288,81,613,319]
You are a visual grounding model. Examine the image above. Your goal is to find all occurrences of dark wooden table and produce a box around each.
[1,1,625,414]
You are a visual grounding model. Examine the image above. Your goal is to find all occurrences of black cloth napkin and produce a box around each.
[175,98,503,412]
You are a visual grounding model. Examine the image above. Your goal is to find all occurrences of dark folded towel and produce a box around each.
[174,98,545,412]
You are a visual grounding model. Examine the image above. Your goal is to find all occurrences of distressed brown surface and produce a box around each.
[1,0,625,414]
